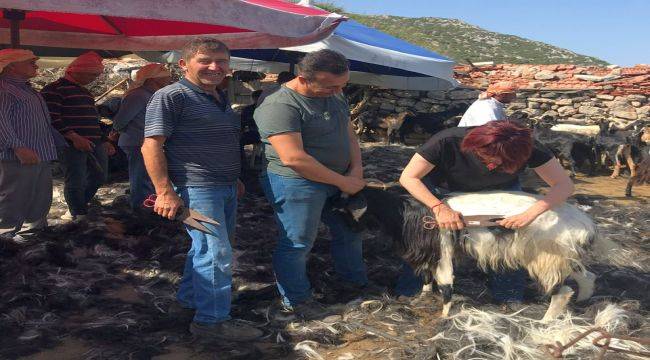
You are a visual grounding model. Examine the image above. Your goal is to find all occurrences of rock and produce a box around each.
[578,105,604,116]
[524,108,543,117]
[551,105,559,110]
[393,90,420,98]
[429,104,447,113]
[534,70,558,80]
[572,113,586,119]
[508,103,527,111]
[636,106,650,118]
[527,97,555,104]
[596,94,615,101]
[557,106,577,117]
[379,92,398,100]
[528,102,540,109]
[528,81,545,88]
[626,94,647,103]
[426,91,447,100]
[397,98,417,107]
[414,101,431,112]
[540,103,551,110]
[379,102,395,111]
[449,90,479,100]
[394,106,408,113]
[575,74,621,82]
[555,98,573,106]
[631,101,642,107]
[610,103,638,120]
[541,92,558,98]
[541,110,559,119]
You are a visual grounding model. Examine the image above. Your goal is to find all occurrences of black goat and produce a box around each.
[395,103,469,144]
[625,126,650,196]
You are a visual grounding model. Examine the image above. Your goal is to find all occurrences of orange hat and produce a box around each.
[479,81,518,99]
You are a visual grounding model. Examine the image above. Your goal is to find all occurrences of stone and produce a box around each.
[631,101,642,107]
[414,101,431,112]
[555,98,573,106]
[575,74,621,82]
[534,70,558,80]
[540,103,551,110]
[572,113,586,119]
[426,91,447,100]
[508,103,527,110]
[626,94,647,103]
[394,106,408,113]
[551,105,559,110]
[528,81,545,88]
[557,106,577,117]
[636,106,650,118]
[448,90,479,100]
[393,90,420,98]
[596,94,615,101]
[379,102,395,111]
[610,103,638,120]
[524,108,543,117]
[541,92,558,98]
[528,102,540,109]
[397,98,417,107]
[541,110,559,119]
[379,92,398,100]
[578,105,604,116]
[429,104,447,113]
[369,97,383,105]
[526,97,555,104]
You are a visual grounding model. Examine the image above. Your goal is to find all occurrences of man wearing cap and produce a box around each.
[113,63,171,210]
[41,51,116,221]
[458,81,518,127]
[0,49,58,242]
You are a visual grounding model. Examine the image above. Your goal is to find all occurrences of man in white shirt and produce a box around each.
[458,81,518,127]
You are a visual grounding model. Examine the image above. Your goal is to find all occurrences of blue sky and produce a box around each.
[328,0,648,66]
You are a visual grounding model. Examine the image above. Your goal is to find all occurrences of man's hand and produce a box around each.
[103,141,117,156]
[498,210,539,229]
[154,191,184,220]
[433,204,465,230]
[346,165,364,180]
[236,179,246,199]
[70,135,95,152]
[338,176,366,195]
[14,147,40,165]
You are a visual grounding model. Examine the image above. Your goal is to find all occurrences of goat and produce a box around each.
[394,103,469,144]
[605,124,649,179]
[338,188,617,322]
[625,126,650,196]
[533,122,594,177]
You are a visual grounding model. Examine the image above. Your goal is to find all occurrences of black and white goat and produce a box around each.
[339,188,618,321]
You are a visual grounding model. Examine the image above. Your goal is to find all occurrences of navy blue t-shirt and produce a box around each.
[144,79,241,187]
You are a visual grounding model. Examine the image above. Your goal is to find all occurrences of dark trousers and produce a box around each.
[58,143,108,216]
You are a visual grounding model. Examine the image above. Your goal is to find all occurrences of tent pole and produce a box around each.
[3,9,26,48]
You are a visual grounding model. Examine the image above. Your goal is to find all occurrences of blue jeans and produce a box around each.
[121,146,154,210]
[175,185,237,324]
[58,142,108,216]
[395,180,527,302]
[260,173,368,306]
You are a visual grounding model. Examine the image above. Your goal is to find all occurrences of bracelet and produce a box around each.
[430,202,443,211]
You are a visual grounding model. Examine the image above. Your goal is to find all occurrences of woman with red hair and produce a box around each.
[397,120,574,303]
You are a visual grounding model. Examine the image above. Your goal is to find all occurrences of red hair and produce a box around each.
[461,121,533,174]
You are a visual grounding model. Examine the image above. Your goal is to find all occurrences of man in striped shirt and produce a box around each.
[0,49,57,241]
[41,52,116,220]
[142,38,261,341]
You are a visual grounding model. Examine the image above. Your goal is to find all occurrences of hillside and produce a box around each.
[342,13,608,66]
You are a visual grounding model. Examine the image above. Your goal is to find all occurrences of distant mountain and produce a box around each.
[342,13,608,66]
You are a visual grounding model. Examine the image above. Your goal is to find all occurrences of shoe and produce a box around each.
[189,320,262,341]
[281,299,337,321]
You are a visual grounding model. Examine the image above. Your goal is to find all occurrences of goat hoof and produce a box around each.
[441,301,453,317]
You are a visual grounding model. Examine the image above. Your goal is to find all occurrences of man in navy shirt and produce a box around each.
[142,38,260,341]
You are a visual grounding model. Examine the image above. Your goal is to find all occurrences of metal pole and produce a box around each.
[3,9,26,48]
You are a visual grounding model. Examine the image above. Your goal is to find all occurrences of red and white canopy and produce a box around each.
[0,0,343,50]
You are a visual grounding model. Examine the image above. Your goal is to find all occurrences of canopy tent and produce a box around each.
[228,18,458,90]
[0,0,343,51]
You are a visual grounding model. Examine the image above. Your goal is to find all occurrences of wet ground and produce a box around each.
[1,143,648,359]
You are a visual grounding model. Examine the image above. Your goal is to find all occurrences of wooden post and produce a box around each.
[3,9,26,48]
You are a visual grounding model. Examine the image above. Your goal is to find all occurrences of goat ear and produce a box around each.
[345,194,368,221]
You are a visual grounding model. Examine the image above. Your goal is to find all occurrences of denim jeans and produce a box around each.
[260,173,368,306]
[58,142,108,216]
[395,180,528,302]
[175,184,237,324]
[121,146,154,210]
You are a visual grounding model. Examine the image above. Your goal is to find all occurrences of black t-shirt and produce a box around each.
[417,127,553,192]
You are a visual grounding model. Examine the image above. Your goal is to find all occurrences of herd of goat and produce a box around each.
[353,107,650,196]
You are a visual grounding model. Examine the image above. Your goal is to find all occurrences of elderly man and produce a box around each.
[458,81,518,127]
[254,50,367,320]
[113,63,171,210]
[41,51,115,221]
[0,49,58,242]
[142,38,261,341]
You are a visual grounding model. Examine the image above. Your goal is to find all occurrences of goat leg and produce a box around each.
[626,152,637,178]
[541,285,574,323]
[569,270,596,302]
[435,231,455,317]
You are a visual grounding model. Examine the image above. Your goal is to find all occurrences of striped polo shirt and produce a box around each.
[41,77,102,141]
[144,78,241,187]
[0,74,57,161]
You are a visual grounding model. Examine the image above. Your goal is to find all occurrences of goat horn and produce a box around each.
[364,178,401,191]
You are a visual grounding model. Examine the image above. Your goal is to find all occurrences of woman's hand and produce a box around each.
[498,209,539,229]
[433,204,465,230]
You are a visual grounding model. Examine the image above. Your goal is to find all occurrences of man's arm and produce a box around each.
[268,132,365,194]
[346,122,363,179]
[41,86,94,151]
[141,136,183,219]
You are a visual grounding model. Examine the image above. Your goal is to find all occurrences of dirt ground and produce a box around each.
[2,143,648,360]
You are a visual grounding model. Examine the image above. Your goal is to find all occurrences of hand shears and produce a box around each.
[143,194,220,235]
[422,214,506,230]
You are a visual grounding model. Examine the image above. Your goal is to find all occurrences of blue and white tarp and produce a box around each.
[229,18,458,90]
